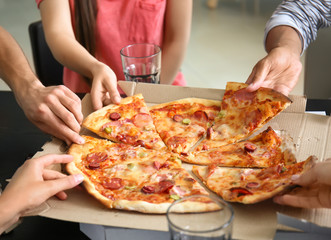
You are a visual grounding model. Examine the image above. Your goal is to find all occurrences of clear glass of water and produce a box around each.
[166,195,234,240]
[120,43,161,84]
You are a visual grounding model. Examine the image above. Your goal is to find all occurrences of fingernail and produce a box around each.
[77,137,85,144]
[291,174,300,181]
[74,174,84,183]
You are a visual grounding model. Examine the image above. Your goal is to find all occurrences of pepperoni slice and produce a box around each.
[173,114,184,122]
[86,152,108,163]
[141,185,155,194]
[88,161,100,170]
[158,180,175,193]
[230,187,253,197]
[193,110,208,122]
[103,178,123,190]
[244,143,257,152]
[109,112,121,121]
[132,113,153,128]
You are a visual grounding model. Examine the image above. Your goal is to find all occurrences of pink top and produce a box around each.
[36,0,186,93]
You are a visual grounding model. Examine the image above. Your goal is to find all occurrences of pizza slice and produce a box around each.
[67,136,214,213]
[195,82,292,151]
[192,156,315,204]
[82,94,166,150]
[183,127,297,168]
[149,98,221,154]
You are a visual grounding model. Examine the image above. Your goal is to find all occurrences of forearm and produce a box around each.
[0,27,42,94]
[160,42,187,85]
[45,34,102,81]
[39,0,102,83]
[160,0,192,84]
[265,26,302,57]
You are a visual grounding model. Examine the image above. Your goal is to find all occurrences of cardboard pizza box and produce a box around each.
[28,81,331,240]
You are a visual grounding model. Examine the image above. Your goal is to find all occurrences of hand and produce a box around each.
[90,63,121,110]
[0,154,83,229]
[15,82,85,145]
[274,159,331,208]
[245,47,302,96]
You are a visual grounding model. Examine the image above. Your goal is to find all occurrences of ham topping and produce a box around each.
[132,113,153,128]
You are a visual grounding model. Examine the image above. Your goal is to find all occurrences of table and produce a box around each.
[0,91,330,240]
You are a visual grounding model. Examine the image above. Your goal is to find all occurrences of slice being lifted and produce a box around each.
[82,94,166,150]
[192,156,315,204]
[67,136,213,213]
[196,82,292,151]
[184,127,297,168]
[149,98,221,154]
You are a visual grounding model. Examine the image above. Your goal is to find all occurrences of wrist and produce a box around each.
[0,195,22,234]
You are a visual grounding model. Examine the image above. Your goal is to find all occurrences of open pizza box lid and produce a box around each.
[28,81,331,240]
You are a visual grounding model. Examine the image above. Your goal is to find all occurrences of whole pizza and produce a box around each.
[66,82,315,213]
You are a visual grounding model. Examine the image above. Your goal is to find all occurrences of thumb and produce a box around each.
[245,61,269,92]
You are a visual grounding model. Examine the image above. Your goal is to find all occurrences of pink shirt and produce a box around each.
[36,0,186,93]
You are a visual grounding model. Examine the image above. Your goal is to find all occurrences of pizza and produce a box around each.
[66,82,310,210]
[67,136,217,213]
[82,94,166,150]
[183,127,297,168]
[192,156,315,204]
[195,82,292,151]
[149,98,221,154]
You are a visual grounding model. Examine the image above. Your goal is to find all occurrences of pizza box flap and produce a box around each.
[31,84,331,240]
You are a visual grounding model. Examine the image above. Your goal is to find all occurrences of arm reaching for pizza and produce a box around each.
[274,159,331,208]
[0,26,85,145]
[0,154,84,235]
[245,26,302,96]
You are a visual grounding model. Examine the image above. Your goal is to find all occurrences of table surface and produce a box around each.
[0,91,330,240]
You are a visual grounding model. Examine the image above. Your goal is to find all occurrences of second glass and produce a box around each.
[166,195,234,240]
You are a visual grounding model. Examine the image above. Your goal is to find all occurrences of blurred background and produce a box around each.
[0,0,330,99]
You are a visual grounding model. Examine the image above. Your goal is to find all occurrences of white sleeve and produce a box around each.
[264,0,331,53]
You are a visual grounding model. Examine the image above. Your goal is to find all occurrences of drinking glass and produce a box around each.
[120,43,161,84]
[166,195,234,240]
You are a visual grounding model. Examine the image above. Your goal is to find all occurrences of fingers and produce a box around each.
[90,67,121,110]
[34,112,84,145]
[44,174,84,198]
[56,85,84,124]
[33,154,74,168]
[43,87,82,132]
[273,194,323,208]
